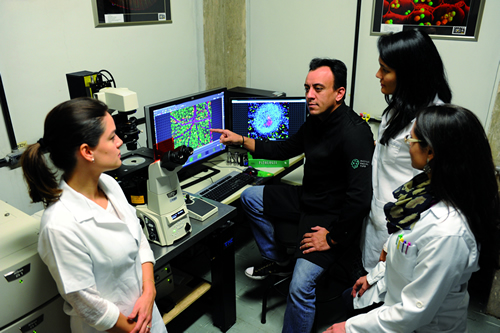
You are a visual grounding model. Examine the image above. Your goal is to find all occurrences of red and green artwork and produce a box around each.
[381,0,472,26]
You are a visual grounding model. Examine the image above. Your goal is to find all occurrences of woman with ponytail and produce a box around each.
[21,97,167,333]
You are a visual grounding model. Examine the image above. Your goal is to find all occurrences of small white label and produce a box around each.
[158,13,167,21]
[452,26,466,35]
[104,14,124,24]
[380,24,404,33]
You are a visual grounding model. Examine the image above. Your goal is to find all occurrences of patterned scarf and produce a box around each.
[384,172,437,234]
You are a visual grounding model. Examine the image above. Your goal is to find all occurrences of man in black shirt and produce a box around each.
[212,58,374,333]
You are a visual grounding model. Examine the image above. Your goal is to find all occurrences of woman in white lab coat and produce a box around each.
[361,29,452,272]
[324,104,500,333]
[21,98,167,333]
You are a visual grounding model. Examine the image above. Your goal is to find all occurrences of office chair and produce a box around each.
[260,218,365,324]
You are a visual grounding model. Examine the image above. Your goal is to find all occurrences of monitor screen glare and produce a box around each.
[146,89,226,166]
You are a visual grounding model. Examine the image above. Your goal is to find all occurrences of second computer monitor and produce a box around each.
[231,97,307,141]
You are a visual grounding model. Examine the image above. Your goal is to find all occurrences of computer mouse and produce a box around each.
[243,167,258,176]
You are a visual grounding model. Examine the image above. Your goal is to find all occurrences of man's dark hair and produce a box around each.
[309,58,347,91]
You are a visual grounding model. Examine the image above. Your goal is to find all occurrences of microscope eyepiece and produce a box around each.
[161,145,193,170]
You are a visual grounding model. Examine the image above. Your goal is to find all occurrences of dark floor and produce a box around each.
[165,212,500,333]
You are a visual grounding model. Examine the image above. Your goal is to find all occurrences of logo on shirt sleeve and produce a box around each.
[351,159,370,169]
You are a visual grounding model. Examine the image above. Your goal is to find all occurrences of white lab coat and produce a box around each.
[38,174,166,333]
[361,97,443,272]
[360,110,419,272]
[347,202,479,333]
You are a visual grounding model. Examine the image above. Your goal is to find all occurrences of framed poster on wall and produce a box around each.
[92,0,171,27]
[371,0,485,40]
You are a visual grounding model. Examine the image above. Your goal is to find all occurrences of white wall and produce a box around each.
[0,0,205,214]
[247,0,359,98]
[247,0,500,138]
[353,1,500,125]
[3,0,500,215]
[247,1,500,128]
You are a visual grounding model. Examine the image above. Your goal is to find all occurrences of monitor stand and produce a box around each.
[179,164,220,190]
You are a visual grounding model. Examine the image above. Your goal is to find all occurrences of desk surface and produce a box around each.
[179,152,304,205]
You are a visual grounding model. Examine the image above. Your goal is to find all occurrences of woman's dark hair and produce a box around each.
[414,104,500,273]
[21,97,109,206]
[378,29,452,145]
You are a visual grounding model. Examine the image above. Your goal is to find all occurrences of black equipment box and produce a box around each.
[106,147,154,205]
[226,86,285,99]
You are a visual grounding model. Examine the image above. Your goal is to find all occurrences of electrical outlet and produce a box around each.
[17,141,27,149]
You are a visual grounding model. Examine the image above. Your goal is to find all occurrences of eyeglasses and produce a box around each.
[404,134,422,145]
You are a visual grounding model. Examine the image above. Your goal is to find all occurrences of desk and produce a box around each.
[127,149,302,331]
[180,151,305,205]
[151,199,237,332]
[280,165,304,186]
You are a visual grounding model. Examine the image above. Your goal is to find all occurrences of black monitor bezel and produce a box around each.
[144,87,228,172]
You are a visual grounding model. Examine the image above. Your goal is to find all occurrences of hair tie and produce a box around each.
[37,138,46,150]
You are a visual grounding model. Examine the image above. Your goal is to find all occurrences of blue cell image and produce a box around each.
[248,102,289,140]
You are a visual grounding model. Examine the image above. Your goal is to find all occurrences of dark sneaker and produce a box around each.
[245,260,293,280]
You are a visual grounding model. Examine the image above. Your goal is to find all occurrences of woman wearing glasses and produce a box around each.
[361,29,452,273]
[325,104,500,333]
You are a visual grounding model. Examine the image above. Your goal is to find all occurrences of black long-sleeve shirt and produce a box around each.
[254,102,374,267]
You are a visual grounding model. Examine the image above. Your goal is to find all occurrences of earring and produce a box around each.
[423,158,431,174]
[92,157,95,163]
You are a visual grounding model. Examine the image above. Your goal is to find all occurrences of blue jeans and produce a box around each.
[240,186,326,333]
[283,258,325,333]
[240,185,289,262]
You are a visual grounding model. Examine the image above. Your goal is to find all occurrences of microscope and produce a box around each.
[66,70,142,151]
[94,87,141,150]
[136,145,193,246]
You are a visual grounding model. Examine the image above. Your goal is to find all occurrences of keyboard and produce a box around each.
[195,171,254,202]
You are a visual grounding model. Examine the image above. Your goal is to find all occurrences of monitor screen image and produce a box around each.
[231,97,307,141]
[144,88,227,177]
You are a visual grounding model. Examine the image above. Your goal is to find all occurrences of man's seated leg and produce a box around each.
[282,258,325,333]
[245,258,295,280]
[240,185,301,280]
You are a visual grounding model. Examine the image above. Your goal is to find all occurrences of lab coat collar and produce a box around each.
[58,177,130,225]
[425,201,456,220]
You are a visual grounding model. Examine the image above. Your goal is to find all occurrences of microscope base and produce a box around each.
[137,205,191,246]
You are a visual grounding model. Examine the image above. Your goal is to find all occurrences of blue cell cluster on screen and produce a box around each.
[248,102,289,140]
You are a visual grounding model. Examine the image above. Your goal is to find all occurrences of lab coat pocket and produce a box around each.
[381,138,402,164]
[391,242,417,281]
[369,196,389,229]
[107,274,142,315]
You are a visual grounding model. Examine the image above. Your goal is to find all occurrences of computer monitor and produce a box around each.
[144,88,227,181]
[230,97,307,141]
